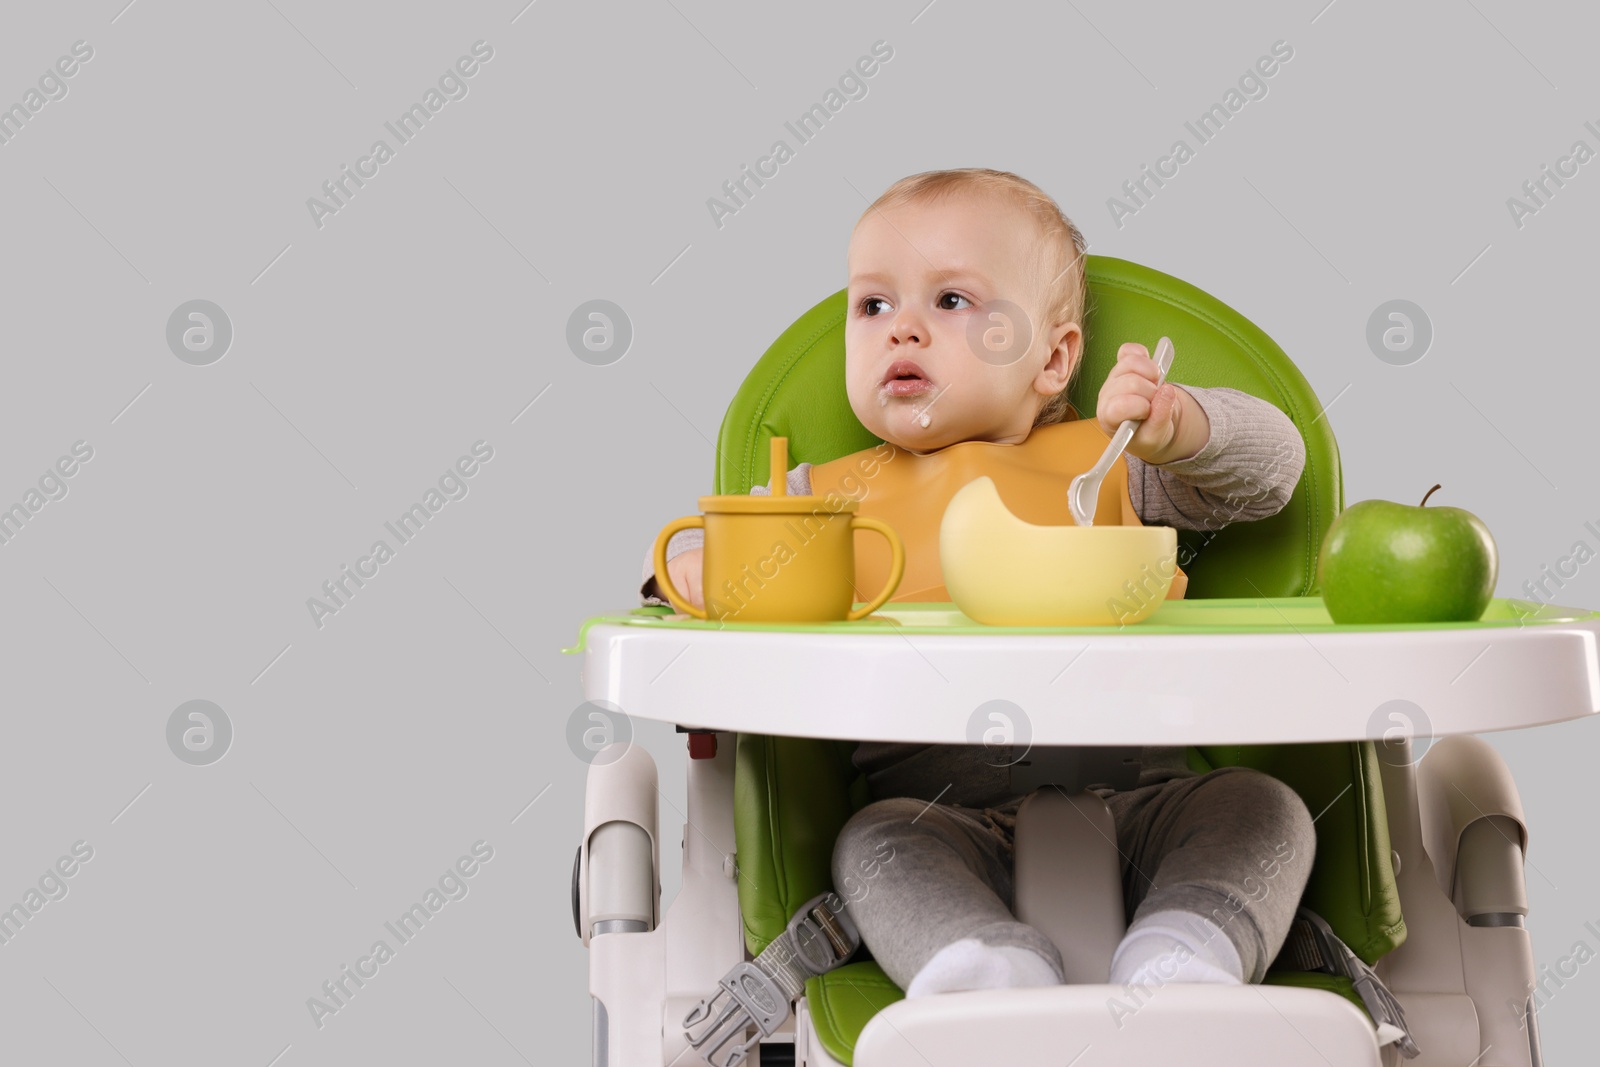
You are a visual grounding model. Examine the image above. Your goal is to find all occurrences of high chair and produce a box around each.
[567,255,1592,1066]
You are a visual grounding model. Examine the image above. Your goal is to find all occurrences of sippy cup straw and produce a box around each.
[770,437,787,497]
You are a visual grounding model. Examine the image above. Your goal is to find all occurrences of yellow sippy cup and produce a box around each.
[652,437,905,622]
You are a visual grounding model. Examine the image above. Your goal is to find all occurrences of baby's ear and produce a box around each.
[1045,320,1083,383]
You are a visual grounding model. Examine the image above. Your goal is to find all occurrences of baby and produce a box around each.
[640,168,1315,998]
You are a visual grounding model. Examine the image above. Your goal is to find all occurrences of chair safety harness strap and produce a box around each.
[1275,906,1421,1059]
[682,890,860,1067]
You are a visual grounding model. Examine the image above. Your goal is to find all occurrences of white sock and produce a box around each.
[1108,909,1245,987]
[905,938,1062,998]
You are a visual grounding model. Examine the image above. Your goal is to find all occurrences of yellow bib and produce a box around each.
[809,419,1189,604]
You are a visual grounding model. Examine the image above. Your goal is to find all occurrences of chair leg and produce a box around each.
[1379,736,1545,1067]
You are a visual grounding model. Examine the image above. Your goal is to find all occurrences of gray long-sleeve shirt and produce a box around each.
[638,384,1307,807]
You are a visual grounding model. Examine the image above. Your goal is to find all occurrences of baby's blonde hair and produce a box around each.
[856,168,1090,425]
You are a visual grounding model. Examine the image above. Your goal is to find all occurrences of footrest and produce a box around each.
[845,982,1382,1067]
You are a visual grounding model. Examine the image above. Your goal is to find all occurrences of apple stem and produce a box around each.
[1420,483,1442,507]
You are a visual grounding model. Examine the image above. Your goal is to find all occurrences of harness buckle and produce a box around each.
[682,891,860,1066]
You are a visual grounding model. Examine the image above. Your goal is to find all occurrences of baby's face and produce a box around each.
[844,191,1078,451]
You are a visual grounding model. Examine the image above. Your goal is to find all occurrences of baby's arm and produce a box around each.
[639,462,815,605]
[1126,384,1305,532]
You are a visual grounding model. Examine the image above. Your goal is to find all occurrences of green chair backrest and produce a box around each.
[720,255,1405,969]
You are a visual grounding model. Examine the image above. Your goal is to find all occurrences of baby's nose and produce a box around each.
[891,320,923,344]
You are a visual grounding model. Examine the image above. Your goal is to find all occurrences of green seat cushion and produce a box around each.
[734,734,864,953]
[804,962,904,1066]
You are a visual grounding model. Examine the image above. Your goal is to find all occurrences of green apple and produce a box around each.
[1318,484,1498,624]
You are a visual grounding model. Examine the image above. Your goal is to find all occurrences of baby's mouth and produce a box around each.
[881,359,934,397]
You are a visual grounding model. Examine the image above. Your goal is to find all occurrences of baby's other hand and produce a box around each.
[662,548,704,611]
[1096,343,1194,464]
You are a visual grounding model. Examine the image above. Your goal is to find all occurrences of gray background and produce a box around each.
[1,0,1596,1063]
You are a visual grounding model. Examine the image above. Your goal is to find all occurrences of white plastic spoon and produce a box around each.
[1068,336,1176,527]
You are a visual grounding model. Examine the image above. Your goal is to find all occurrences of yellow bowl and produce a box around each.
[939,476,1179,626]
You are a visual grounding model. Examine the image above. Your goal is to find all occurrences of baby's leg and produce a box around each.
[832,796,1063,996]
[1106,766,1316,985]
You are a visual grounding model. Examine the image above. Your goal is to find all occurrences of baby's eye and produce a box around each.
[858,296,891,317]
[937,292,973,311]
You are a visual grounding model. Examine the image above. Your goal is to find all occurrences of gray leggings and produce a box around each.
[830,766,1316,989]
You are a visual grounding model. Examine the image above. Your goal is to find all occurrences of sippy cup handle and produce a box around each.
[845,517,905,621]
[652,516,708,620]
